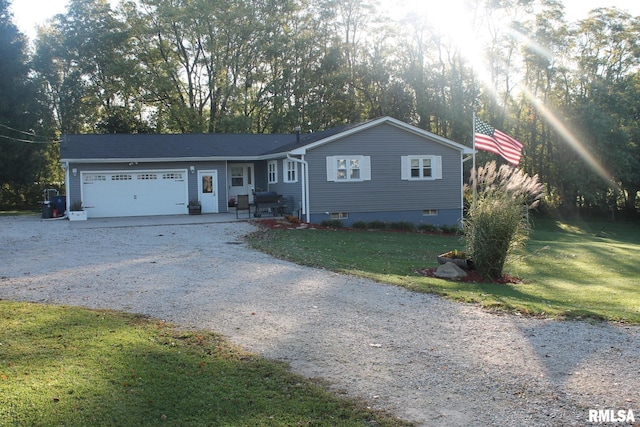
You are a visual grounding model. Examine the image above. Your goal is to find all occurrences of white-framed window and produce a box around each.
[330,212,349,219]
[268,161,278,184]
[422,209,439,216]
[284,159,298,183]
[401,156,442,180]
[326,156,371,182]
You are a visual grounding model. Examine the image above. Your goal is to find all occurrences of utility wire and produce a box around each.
[0,123,58,143]
[0,133,58,144]
[0,122,39,136]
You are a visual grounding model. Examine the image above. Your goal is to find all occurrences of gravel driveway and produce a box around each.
[1,215,638,426]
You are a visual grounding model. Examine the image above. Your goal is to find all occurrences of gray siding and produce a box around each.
[305,123,464,218]
[266,157,304,215]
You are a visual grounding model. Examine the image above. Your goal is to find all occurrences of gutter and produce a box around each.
[286,154,310,223]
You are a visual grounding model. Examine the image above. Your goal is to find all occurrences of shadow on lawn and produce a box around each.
[1,303,401,427]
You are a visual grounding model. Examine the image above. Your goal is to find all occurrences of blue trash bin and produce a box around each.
[52,196,66,216]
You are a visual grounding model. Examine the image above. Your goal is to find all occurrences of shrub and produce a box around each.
[418,224,441,233]
[389,221,415,232]
[441,225,462,235]
[352,221,368,229]
[285,215,301,224]
[464,161,544,280]
[368,220,388,230]
[320,219,344,228]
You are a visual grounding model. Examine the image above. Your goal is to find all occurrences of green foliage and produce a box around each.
[0,301,410,427]
[0,0,59,209]
[320,219,344,228]
[389,221,416,232]
[464,162,544,280]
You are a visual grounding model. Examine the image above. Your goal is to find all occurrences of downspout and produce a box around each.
[286,154,309,223]
[62,162,70,216]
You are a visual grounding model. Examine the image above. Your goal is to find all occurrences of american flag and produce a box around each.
[474,117,523,165]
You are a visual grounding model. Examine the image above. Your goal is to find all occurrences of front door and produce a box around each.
[198,170,219,213]
[228,163,254,203]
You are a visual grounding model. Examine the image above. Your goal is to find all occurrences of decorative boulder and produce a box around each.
[435,262,468,279]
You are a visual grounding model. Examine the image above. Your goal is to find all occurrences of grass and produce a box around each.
[246,218,640,323]
[0,301,411,427]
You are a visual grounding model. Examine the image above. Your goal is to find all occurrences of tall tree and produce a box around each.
[0,0,59,209]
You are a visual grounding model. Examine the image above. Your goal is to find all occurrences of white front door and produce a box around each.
[198,170,219,213]
[228,163,254,203]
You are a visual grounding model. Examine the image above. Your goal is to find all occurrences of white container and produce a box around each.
[68,211,87,221]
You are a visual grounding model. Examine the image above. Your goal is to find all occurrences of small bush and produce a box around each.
[321,219,344,228]
[368,220,388,230]
[389,221,415,232]
[352,221,368,229]
[441,225,462,235]
[418,224,441,233]
[285,215,301,224]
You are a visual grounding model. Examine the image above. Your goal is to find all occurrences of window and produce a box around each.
[422,209,439,216]
[137,173,157,180]
[337,158,361,180]
[84,175,106,183]
[231,166,244,186]
[111,174,132,181]
[284,160,298,183]
[326,156,371,182]
[401,156,442,180]
[202,175,213,194]
[268,161,278,184]
[411,158,431,178]
[330,212,349,219]
[162,173,183,180]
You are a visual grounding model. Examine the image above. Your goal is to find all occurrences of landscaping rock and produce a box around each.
[435,261,468,279]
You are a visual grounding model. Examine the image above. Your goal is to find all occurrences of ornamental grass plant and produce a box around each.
[465,162,544,280]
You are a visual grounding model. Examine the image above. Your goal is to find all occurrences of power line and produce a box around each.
[0,123,57,143]
[0,133,58,144]
[0,122,39,137]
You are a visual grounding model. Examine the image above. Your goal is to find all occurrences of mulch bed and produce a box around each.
[415,267,522,284]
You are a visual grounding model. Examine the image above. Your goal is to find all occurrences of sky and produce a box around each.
[9,0,640,42]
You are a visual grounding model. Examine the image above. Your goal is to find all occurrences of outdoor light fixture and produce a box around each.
[72,168,78,176]
[190,165,195,174]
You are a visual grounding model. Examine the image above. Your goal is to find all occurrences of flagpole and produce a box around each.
[472,111,477,208]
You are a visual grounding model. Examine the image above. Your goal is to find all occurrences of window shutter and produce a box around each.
[401,156,410,180]
[361,156,371,180]
[433,156,442,179]
[326,156,336,181]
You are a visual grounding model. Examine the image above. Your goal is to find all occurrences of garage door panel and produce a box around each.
[82,170,187,218]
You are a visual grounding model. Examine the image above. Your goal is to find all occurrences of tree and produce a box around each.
[0,0,59,209]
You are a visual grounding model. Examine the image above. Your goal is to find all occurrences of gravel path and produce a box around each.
[1,216,638,426]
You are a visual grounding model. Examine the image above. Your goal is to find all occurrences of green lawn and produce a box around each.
[247,218,640,323]
[0,302,410,427]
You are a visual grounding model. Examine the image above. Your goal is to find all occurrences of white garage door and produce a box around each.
[82,170,188,218]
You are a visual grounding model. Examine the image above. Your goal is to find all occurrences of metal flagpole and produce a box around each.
[472,111,477,208]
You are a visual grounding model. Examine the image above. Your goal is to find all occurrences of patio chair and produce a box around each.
[236,194,251,218]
